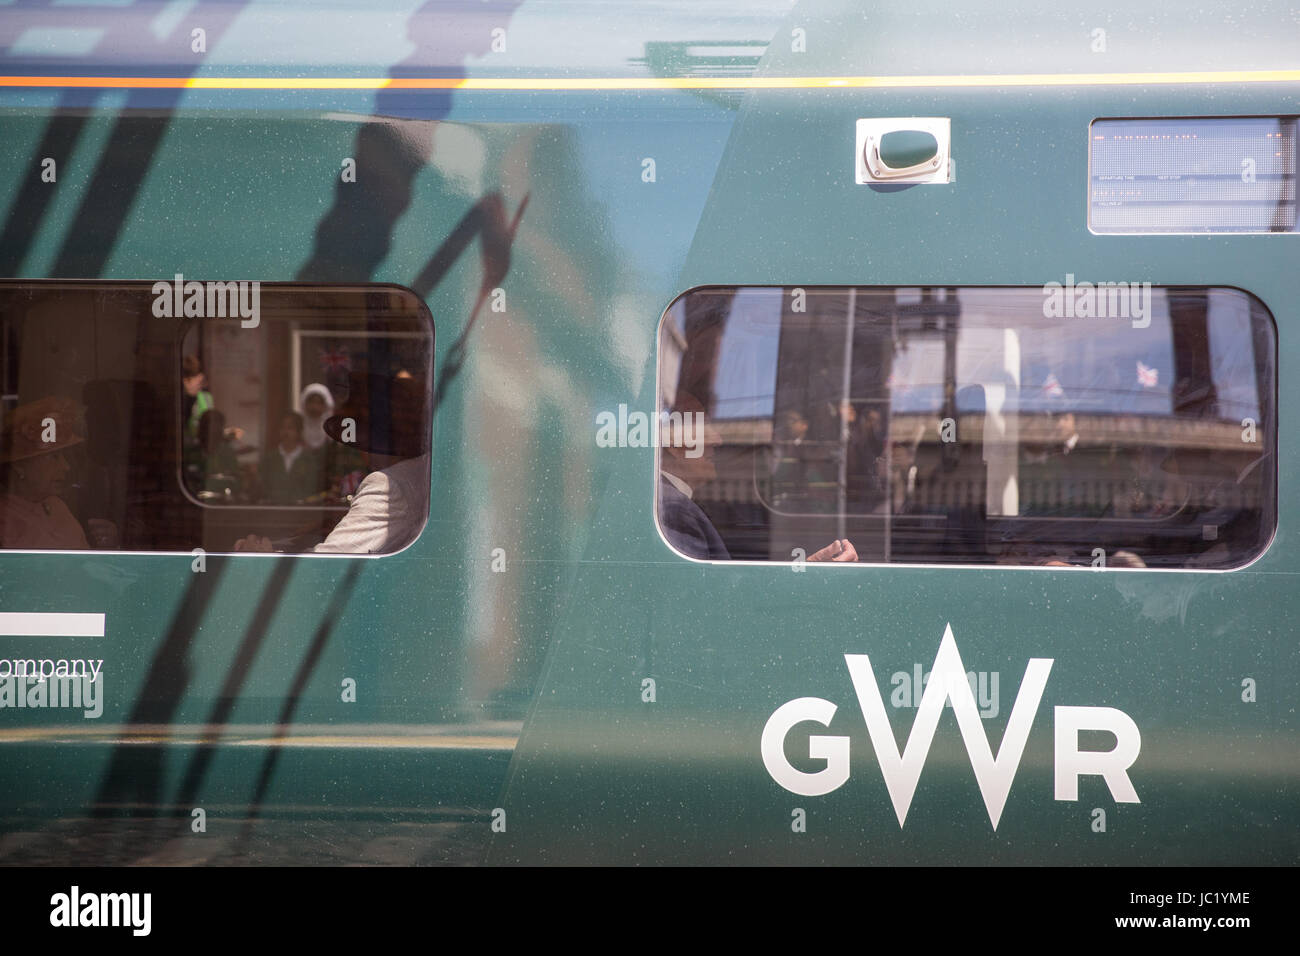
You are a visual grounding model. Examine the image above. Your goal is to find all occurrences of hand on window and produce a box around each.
[807,538,858,562]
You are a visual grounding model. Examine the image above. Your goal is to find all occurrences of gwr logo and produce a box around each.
[761,624,1141,829]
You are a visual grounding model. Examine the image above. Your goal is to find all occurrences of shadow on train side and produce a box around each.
[0,0,551,864]
[0,0,251,277]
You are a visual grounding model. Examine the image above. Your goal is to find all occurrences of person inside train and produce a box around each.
[184,408,243,499]
[659,390,858,563]
[234,369,430,553]
[299,382,335,452]
[181,354,214,443]
[300,381,366,505]
[258,411,324,504]
[768,409,835,512]
[0,397,96,549]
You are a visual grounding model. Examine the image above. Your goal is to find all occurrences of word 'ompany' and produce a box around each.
[152,273,260,328]
[0,657,102,682]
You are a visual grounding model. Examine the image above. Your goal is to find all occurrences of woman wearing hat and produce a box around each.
[0,397,91,550]
[235,371,431,554]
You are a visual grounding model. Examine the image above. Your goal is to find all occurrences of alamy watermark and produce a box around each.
[1042,274,1152,328]
[0,657,103,718]
[152,273,260,328]
[890,664,999,718]
[595,404,704,458]
[50,886,150,936]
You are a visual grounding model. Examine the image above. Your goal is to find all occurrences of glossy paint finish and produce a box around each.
[0,0,1295,864]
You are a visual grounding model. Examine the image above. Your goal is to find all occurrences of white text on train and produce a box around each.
[760,624,1141,829]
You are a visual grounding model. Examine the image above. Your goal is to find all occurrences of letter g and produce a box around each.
[761,697,850,796]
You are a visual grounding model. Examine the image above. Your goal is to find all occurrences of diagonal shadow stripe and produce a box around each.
[170,558,297,814]
[0,96,96,276]
[238,561,363,837]
[48,101,175,278]
[92,556,229,816]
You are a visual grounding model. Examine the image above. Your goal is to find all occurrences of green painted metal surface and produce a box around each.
[0,0,1295,864]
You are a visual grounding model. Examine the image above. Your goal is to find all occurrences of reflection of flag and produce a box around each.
[1042,373,1065,398]
[1136,361,1158,388]
[319,346,351,375]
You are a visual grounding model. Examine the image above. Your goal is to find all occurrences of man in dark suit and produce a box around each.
[660,471,731,559]
[658,390,857,563]
[259,412,324,504]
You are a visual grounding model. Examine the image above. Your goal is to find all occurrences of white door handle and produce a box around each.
[856,118,951,185]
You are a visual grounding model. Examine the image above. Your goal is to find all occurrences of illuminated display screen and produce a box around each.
[1089,117,1298,234]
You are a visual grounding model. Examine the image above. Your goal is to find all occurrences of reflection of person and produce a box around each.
[302,381,365,503]
[846,405,887,512]
[775,409,809,451]
[182,355,214,441]
[185,409,242,498]
[660,392,858,563]
[235,371,431,554]
[259,412,322,504]
[1023,410,1078,465]
[1020,409,1084,516]
[0,397,90,549]
[299,383,334,451]
[1126,446,1190,518]
[770,410,813,497]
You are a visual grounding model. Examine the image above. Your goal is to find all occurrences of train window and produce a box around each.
[656,286,1275,569]
[0,282,432,555]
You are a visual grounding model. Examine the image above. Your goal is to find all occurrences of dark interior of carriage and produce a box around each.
[0,283,432,554]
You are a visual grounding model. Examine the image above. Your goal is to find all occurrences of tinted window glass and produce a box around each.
[0,282,432,555]
[657,286,1275,569]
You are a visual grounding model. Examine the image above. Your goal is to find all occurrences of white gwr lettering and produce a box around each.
[761,624,1141,829]
[1053,705,1141,803]
[760,698,849,797]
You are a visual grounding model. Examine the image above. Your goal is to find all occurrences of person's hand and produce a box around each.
[807,538,858,562]
[233,534,273,552]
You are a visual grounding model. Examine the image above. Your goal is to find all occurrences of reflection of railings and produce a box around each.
[700,469,1259,514]
[892,412,1255,452]
[712,413,1256,452]
[909,477,986,511]
[1014,477,1258,513]
[698,478,763,505]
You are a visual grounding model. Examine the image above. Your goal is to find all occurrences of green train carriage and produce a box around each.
[0,0,1295,865]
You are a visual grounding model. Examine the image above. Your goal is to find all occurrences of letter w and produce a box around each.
[845,624,1053,829]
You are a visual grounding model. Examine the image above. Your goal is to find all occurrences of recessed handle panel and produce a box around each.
[856,118,951,184]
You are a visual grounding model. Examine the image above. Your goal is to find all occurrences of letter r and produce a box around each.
[1054,705,1141,803]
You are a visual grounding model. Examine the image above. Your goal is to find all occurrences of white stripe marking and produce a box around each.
[0,613,105,637]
